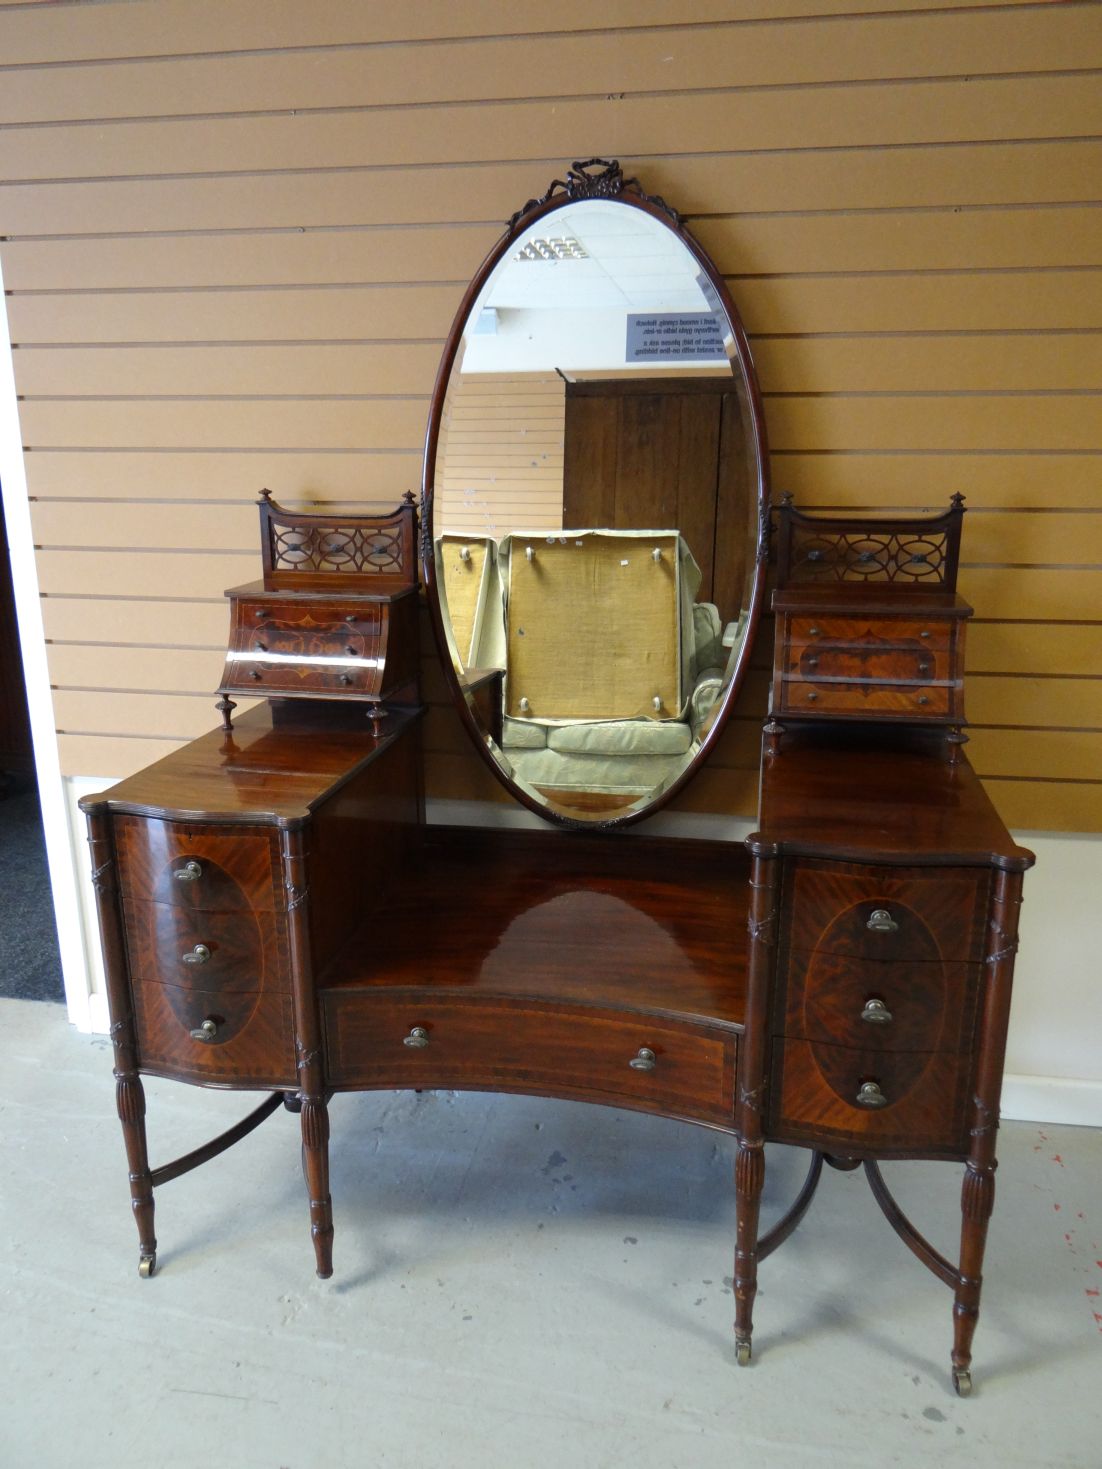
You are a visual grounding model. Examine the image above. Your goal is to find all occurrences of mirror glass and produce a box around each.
[425,175,768,826]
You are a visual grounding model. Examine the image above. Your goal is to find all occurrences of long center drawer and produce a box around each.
[322,989,737,1127]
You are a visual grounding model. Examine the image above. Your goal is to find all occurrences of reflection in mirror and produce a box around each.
[426,166,768,826]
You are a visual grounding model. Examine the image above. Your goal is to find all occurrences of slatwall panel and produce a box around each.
[437,374,565,538]
[0,0,1099,830]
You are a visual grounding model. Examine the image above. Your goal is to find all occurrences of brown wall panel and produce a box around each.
[0,1,1097,826]
[5,77,1101,186]
[25,452,423,503]
[4,10,1096,125]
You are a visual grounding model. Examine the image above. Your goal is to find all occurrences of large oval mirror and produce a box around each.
[422,160,769,827]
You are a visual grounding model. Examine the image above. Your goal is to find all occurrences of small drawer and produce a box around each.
[132,978,295,1087]
[227,654,383,696]
[783,639,948,688]
[323,990,736,1127]
[122,898,290,994]
[782,860,990,963]
[788,615,953,652]
[114,816,280,912]
[244,597,382,650]
[767,1037,971,1155]
[775,950,981,1055]
[778,677,951,719]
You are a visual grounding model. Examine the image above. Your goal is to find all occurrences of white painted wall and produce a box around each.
[0,255,98,1032]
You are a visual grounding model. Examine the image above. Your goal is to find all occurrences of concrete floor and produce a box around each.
[2,999,1100,1469]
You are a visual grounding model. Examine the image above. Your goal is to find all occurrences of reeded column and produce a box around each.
[85,808,157,1276]
[951,867,1024,1396]
[280,825,333,1278]
[734,849,779,1364]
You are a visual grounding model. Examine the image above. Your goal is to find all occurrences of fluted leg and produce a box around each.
[115,1070,157,1276]
[734,1140,765,1363]
[952,1161,996,1395]
[300,1095,333,1279]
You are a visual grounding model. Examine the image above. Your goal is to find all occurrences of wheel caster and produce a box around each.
[953,1368,972,1398]
[138,1254,156,1279]
[736,1339,752,1367]
[282,1093,303,1114]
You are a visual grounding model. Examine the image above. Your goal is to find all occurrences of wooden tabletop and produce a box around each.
[78,703,420,827]
[748,727,1034,871]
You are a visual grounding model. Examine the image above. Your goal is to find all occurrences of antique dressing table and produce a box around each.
[80,161,1032,1396]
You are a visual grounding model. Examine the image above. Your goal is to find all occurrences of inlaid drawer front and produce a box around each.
[783,860,990,964]
[776,950,981,1055]
[132,978,295,1086]
[787,615,953,652]
[122,899,290,995]
[767,1038,971,1154]
[228,598,385,695]
[778,676,951,718]
[114,816,280,912]
[323,991,737,1126]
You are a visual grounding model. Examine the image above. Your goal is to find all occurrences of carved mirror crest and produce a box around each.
[422,159,770,827]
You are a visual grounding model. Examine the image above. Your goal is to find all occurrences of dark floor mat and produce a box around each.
[0,778,65,1002]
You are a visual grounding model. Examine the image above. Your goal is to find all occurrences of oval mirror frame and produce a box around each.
[421,159,770,829]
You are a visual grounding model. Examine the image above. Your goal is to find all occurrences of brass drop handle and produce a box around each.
[917,694,929,706]
[856,1081,888,1109]
[338,673,353,686]
[806,691,818,702]
[805,655,818,669]
[861,998,893,1025]
[189,1018,219,1042]
[866,909,898,934]
[173,860,202,883]
[253,640,267,652]
[629,1047,656,1072]
[248,669,262,681]
[403,1026,429,1049]
[808,625,822,637]
[181,944,211,965]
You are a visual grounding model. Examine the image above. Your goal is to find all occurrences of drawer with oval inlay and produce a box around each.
[322,990,737,1127]
[131,978,296,1087]
[781,859,991,964]
[766,1037,972,1156]
[773,950,982,1056]
[122,899,291,994]
[114,816,281,913]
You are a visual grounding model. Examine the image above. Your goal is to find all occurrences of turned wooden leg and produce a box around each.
[300,1095,334,1279]
[734,1140,765,1364]
[952,1160,996,1396]
[115,1070,157,1277]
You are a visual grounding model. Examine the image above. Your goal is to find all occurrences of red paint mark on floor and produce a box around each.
[1087,1288,1100,1298]
[1052,1155,1064,1166]
[1054,1203,1062,1211]
[1065,1233,1074,1244]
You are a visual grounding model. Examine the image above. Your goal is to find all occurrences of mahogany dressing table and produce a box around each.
[80,161,1032,1397]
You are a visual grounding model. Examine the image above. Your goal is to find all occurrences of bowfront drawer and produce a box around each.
[767,1038,971,1154]
[114,816,280,912]
[323,990,737,1126]
[219,590,417,701]
[132,978,295,1086]
[787,615,954,652]
[782,860,990,964]
[122,899,291,994]
[776,950,981,1055]
[778,676,950,719]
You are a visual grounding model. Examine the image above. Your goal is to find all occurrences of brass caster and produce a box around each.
[736,1339,752,1367]
[138,1254,156,1279]
[953,1368,972,1398]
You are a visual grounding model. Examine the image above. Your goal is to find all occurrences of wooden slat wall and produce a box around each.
[438,374,565,538]
[1,0,1099,830]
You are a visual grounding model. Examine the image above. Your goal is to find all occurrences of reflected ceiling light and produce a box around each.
[514,235,588,262]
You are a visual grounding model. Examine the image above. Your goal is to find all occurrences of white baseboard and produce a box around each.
[1000,1074,1102,1128]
